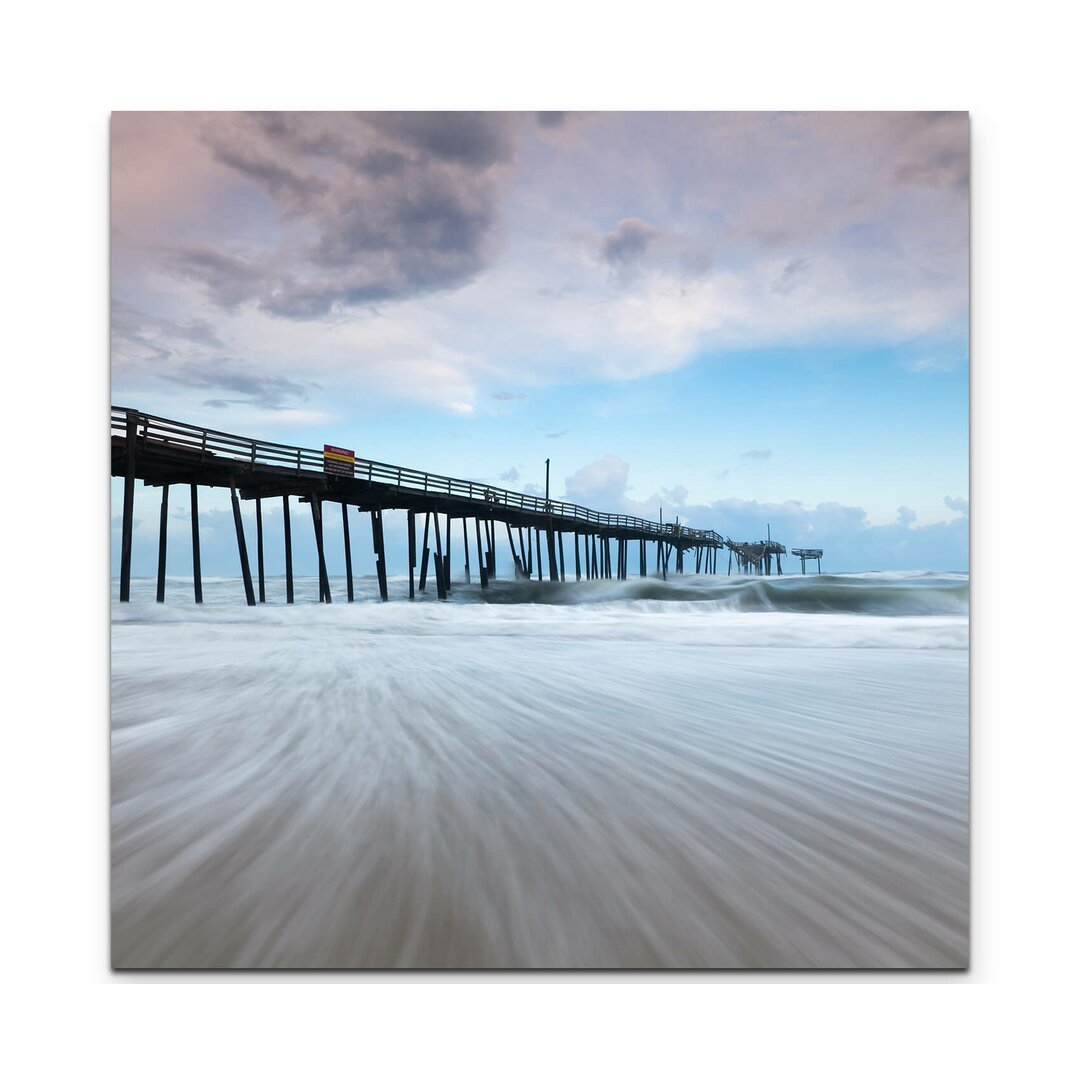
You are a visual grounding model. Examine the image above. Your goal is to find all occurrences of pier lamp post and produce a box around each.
[545,458,550,507]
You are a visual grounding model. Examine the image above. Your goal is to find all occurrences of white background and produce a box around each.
[3,1,1076,1075]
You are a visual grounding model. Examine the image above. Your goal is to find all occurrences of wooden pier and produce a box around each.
[112,407,739,605]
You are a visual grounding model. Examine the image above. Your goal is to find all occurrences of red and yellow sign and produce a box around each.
[323,444,355,477]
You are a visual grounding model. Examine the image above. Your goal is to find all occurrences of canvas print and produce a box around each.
[110,111,969,969]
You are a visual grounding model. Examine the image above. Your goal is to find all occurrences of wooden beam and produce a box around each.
[155,483,169,603]
[283,495,294,603]
[230,479,256,606]
[190,484,202,603]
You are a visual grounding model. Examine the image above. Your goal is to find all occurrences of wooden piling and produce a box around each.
[119,411,138,602]
[342,502,354,602]
[462,517,471,585]
[444,514,452,593]
[419,512,431,592]
[546,525,558,582]
[231,479,256,606]
[156,483,169,603]
[474,517,489,589]
[408,509,416,599]
[372,508,389,602]
[283,495,294,603]
[433,510,447,599]
[190,484,203,603]
[574,532,582,581]
[485,519,497,580]
[505,521,523,578]
[256,497,266,602]
[310,495,331,603]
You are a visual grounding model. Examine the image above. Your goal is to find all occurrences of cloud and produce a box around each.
[896,505,917,527]
[944,495,969,515]
[545,430,568,439]
[111,298,224,368]
[112,111,970,418]
[161,112,521,319]
[907,355,964,374]
[772,257,813,296]
[564,455,630,508]
[600,218,661,266]
[159,358,312,408]
[491,391,526,401]
[741,449,772,462]
[499,467,520,483]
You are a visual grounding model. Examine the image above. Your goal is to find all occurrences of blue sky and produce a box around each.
[111,111,968,576]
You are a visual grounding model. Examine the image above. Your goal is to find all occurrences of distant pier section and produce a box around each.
[791,548,824,574]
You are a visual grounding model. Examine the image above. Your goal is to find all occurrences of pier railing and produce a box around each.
[112,407,723,545]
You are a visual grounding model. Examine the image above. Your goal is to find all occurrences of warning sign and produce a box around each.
[323,444,355,477]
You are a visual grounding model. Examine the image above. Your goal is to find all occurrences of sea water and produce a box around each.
[111,571,968,968]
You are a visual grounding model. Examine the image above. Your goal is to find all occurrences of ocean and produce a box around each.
[110,571,969,968]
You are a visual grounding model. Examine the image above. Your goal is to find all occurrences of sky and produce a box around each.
[111,111,969,577]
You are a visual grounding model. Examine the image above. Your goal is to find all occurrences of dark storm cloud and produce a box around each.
[366,112,515,169]
[536,112,566,129]
[167,247,265,309]
[174,112,521,319]
[160,358,312,408]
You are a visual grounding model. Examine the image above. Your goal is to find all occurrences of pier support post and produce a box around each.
[575,533,582,581]
[190,484,203,603]
[486,519,497,580]
[419,512,431,592]
[283,495,294,603]
[474,517,489,589]
[371,508,389,601]
[506,522,523,578]
[310,495,331,603]
[230,479,256,606]
[256,497,266,602]
[342,502,354,601]
[462,517,471,585]
[433,511,447,600]
[408,509,416,599]
[155,483,169,603]
[546,525,558,582]
[518,527,530,578]
[557,531,566,582]
[119,411,138,602]
[444,514,452,592]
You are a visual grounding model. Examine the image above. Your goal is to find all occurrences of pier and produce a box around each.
[791,548,824,574]
[113,407,737,605]
[723,539,787,576]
